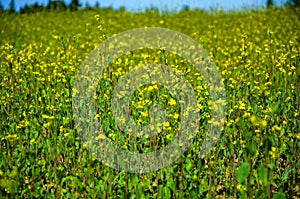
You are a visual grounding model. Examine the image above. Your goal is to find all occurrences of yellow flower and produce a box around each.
[164,121,171,130]
[243,112,250,118]
[237,183,246,191]
[147,85,154,92]
[168,98,177,106]
[238,101,246,110]
[173,113,180,119]
[197,104,203,109]
[271,147,276,152]
[43,122,51,128]
[141,111,148,117]
[260,120,267,127]
[95,134,106,140]
[250,115,260,126]
[164,121,170,128]
[166,133,173,140]
[237,184,242,190]
[271,125,281,131]
[269,147,276,158]
[42,115,49,119]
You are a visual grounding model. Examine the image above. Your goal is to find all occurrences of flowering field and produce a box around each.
[0,7,299,198]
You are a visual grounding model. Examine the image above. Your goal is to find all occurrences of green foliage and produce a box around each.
[287,0,300,7]
[0,1,4,11]
[267,0,274,9]
[69,0,81,11]
[236,162,250,183]
[46,0,67,11]
[258,164,268,186]
[9,0,15,13]
[20,3,45,14]
[273,192,286,199]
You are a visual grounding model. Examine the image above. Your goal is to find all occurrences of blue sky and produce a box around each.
[1,0,289,12]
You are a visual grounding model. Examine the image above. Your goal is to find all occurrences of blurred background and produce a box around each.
[0,0,294,13]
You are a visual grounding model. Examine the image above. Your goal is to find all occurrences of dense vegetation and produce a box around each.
[0,6,299,198]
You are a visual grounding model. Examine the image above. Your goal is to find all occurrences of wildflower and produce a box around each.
[173,113,180,119]
[43,122,51,128]
[271,125,281,131]
[260,120,267,127]
[95,134,106,140]
[243,112,250,118]
[141,111,149,117]
[269,147,276,158]
[147,85,154,92]
[164,121,171,130]
[166,133,173,140]
[168,98,177,106]
[30,139,36,144]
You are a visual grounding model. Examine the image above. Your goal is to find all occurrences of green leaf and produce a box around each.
[273,192,286,199]
[64,88,69,96]
[166,179,175,191]
[263,137,274,152]
[246,141,257,157]
[158,185,164,198]
[131,174,139,187]
[239,192,247,199]
[283,168,289,181]
[236,162,250,183]
[190,190,197,199]
[184,159,193,172]
[258,164,267,186]
[272,100,281,113]
[136,184,145,199]
[70,77,74,86]
[164,186,171,199]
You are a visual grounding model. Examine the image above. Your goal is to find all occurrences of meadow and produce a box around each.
[0,6,299,198]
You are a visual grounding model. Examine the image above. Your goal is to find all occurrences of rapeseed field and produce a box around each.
[0,7,299,198]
